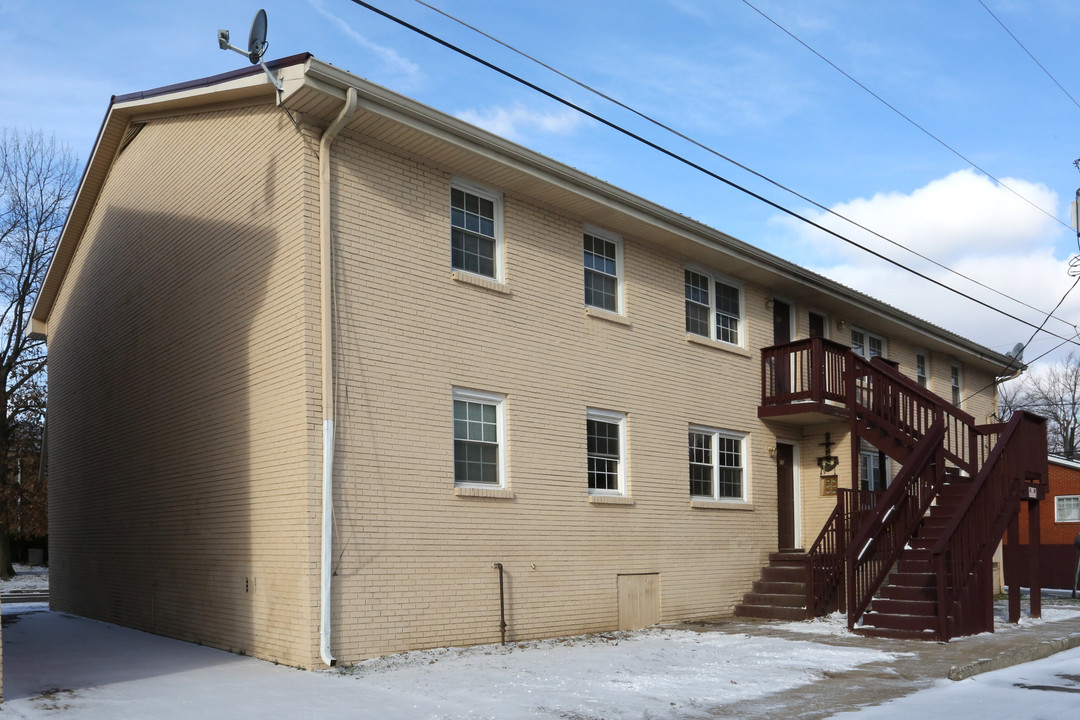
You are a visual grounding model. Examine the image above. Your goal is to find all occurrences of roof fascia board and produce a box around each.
[301,59,1014,371]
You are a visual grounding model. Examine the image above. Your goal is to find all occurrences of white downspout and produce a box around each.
[319,86,358,668]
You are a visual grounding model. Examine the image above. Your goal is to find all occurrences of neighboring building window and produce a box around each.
[851,328,885,358]
[916,352,929,388]
[684,269,743,346]
[1056,495,1080,522]
[587,409,626,495]
[453,388,505,486]
[583,229,622,313]
[689,427,747,501]
[951,362,963,407]
[859,447,886,492]
[451,183,501,279]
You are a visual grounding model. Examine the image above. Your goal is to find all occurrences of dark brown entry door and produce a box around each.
[776,443,797,550]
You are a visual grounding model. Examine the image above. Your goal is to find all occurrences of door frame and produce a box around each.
[776,440,802,549]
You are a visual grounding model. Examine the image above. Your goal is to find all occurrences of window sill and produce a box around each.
[686,334,751,358]
[454,486,515,499]
[690,499,754,511]
[588,494,634,505]
[585,307,631,326]
[452,271,511,295]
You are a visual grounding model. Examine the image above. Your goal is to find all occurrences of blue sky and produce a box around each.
[5,0,1080,367]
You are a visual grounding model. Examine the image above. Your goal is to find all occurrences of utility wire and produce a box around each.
[741,0,1072,234]
[409,0,1078,336]
[348,0,1080,349]
[977,0,1080,113]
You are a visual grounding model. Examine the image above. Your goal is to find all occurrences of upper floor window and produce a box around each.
[584,228,623,313]
[685,269,743,346]
[453,388,506,487]
[950,362,963,407]
[587,409,626,495]
[451,182,502,280]
[689,427,747,501]
[916,352,929,388]
[851,328,885,358]
[1056,495,1080,523]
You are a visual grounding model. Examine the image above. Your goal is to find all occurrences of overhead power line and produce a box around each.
[977,0,1080,113]
[348,0,1080,350]
[409,0,1078,337]
[740,0,1072,235]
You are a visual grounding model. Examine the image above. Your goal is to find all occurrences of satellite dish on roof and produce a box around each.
[217,9,282,93]
[1007,342,1025,362]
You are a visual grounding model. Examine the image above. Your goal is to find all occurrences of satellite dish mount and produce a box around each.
[218,9,283,95]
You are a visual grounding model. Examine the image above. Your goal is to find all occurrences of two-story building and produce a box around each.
[30,53,1046,670]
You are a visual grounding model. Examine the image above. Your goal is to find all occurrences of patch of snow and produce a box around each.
[2,563,49,592]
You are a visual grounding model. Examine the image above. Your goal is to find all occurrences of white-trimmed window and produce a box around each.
[950,362,963,407]
[689,426,747,501]
[1056,495,1080,522]
[587,409,626,495]
[584,227,623,313]
[453,388,506,487]
[851,328,885,358]
[685,269,743,346]
[859,447,887,492]
[916,352,929,388]
[450,181,503,280]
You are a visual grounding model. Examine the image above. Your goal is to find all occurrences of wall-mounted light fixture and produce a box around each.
[765,297,774,310]
[837,319,847,330]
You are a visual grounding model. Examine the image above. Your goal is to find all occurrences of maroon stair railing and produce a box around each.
[930,411,1047,640]
[804,488,881,618]
[761,337,849,409]
[844,421,945,629]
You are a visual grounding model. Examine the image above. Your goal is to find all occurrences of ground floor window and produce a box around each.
[859,448,886,492]
[453,388,505,487]
[1056,495,1080,523]
[588,409,626,494]
[688,426,746,501]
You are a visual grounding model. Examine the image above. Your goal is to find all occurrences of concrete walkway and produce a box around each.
[680,596,1080,719]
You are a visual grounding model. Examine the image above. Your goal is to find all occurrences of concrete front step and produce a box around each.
[761,565,806,583]
[734,604,808,621]
[742,592,805,608]
[752,580,805,595]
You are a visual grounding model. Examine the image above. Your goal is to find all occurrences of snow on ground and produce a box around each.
[1,564,48,593]
[0,606,894,720]
[826,645,1080,719]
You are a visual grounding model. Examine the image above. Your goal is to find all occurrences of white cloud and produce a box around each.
[454,103,582,142]
[308,0,421,82]
[770,170,1080,365]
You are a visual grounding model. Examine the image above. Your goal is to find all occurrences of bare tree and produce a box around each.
[0,129,77,579]
[999,352,1080,458]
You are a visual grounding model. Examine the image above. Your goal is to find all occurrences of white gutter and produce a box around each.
[318,86,357,668]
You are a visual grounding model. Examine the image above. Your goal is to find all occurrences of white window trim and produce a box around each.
[851,327,887,358]
[1055,495,1080,523]
[450,177,505,283]
[452,387,507,489]
[684,265,746,349]
[689,425,749,503]
[950,361,964,408]
[583,224,625,315]
[915,350,930,389]
[587,408,627,496]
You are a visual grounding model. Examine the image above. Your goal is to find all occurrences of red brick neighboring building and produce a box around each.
[1005,456,1080,590]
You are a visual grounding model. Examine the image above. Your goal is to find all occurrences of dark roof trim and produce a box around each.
[112,53,312,105]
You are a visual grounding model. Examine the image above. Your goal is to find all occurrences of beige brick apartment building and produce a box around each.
[28,54,1020,669]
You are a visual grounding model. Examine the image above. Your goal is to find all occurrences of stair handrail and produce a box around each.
[805,487,882,618]
[844,420,946,629]
[852,355,980,472]
[929,411,1047,639]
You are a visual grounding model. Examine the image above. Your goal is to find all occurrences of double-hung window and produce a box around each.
[451,182,502,280]
[587,409,626,495]
[688,427,747,501]
[453,389,506,487]
[685,269,743,346]
[584,228,622,313]
[1056,495,1080,522]
[950,362,963,407]
[851,328,885,358]
[916,352,929,388]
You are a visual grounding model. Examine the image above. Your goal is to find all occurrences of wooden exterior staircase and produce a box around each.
[755,337,1048,640]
